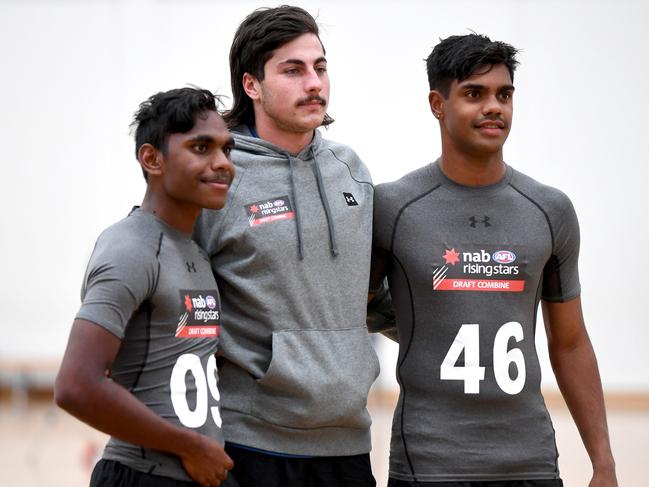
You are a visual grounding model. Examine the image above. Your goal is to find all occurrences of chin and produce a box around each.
[300,113,326,130]
[472,141,505,155]
[204,199,228,210]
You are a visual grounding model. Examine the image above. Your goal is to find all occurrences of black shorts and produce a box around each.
[388,479,563,487]
[90,458,240,487]
[225,443,376,487]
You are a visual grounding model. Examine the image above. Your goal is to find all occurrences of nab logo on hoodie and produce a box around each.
[245,195,295,227]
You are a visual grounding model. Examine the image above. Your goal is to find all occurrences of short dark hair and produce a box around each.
[131,87,221,180]
[426,34,519,97]
[224,5,334,128]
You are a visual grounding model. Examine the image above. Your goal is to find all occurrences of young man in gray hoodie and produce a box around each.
[370,34,617,487]
[194,6,378,487]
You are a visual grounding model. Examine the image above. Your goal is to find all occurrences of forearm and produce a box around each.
[550,337,615,473]
[55,372,199,459]
[367,277,398,337]
[57,321,231,486]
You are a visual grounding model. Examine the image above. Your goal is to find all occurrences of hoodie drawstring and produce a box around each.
[288,155,305,260]
[311,147,338,257]
[287,148,339,260]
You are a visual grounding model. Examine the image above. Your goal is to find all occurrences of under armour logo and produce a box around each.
[343,192,358,206]
[186,261,197,272]
[469,216,491,228]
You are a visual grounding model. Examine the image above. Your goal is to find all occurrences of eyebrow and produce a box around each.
[187,135,215,143]
[187,134,235,146]
[279,56,327,66]
[461,82,515,92]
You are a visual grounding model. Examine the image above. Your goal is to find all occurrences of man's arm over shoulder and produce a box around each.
[542,297,617,487]
[367,247,397,340]
[367,182,400,340]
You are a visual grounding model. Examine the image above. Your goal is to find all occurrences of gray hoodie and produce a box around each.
[194,127,379,456]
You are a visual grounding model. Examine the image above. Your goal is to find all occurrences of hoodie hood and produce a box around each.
[230,124,323,161]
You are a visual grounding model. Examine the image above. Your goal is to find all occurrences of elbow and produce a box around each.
[54,375,74,411]
[54,371,87,413]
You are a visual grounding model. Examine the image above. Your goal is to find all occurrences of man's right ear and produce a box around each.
[242,73,261,101]
[428,90,445,120]
[138,143,163,178]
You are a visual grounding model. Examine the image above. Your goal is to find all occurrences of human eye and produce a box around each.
[222,145,233,158]
[500,90,513,101]
[315,64,327,74]
[193,143,208,153]
[466,90,480,99]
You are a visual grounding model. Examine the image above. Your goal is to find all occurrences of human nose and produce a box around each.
[211,149,235,176]
[304,67,323,93]
[482,94,503,116]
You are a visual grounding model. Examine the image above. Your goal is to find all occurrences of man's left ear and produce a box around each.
[428,90,445,120]
[138,143,164,178]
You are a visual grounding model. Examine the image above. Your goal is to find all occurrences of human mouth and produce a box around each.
[201,170,232,188]
[475,118,505,135]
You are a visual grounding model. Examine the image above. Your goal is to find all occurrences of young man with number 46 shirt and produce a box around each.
[370,34,617,487]
[55,88,238,487]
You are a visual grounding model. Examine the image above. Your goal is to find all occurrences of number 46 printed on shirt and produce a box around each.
[440,322,526,395]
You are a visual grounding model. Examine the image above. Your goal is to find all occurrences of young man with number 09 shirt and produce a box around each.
[55,88,238,487]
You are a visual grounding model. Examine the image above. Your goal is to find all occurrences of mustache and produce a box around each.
[476,115,506,127]
[297,95,327,106]
[203,169,233,186]
[214,169,233,184]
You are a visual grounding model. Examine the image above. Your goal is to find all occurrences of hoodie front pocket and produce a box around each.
[251,327,380,429]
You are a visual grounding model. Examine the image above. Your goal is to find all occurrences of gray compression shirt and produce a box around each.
[373,162,580,482]
[76,208,224,481]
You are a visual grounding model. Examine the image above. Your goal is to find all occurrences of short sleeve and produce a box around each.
[542,193,581,302]
[75,233,159,339]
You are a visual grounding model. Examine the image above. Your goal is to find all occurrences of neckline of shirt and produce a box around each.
[429,160,513,196]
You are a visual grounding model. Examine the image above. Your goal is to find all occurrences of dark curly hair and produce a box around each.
[130,87,222,180]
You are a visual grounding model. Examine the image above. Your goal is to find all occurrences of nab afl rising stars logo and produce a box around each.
[175,290,220,338]
[433,246,525,292]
